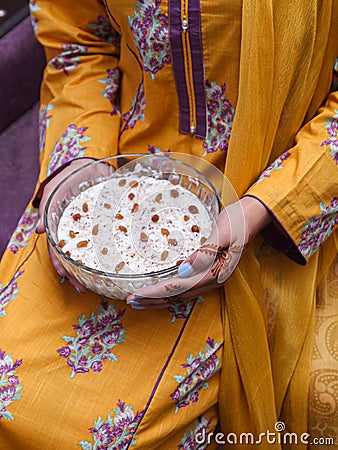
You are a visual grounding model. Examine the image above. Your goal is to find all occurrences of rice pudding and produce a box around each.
[57,172,214,275]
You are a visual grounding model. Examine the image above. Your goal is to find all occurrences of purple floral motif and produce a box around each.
[203,81,235,156]
[0,349,23,421]
[29,0,40,32]
[171,338,221,414]
[178,416,212,450]
[8,207,39,254]
[89,15,121,48]
[57,299,126,378]
[255,151,291,184]
[49,43,89,76]
[78,399,144,449]
[128,0,171,79]
[99,68,121,115]
[321,109,338,164]
[39,103,53,153]
[47,124,91,175]
[168,297,204,323]
[123,80,145,130]
[0,271,24,317]
[298,197,338,259]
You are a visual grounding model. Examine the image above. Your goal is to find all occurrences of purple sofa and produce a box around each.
[0,16,45,256]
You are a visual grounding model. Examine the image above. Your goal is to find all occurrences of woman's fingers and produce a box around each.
[48,244,87,293]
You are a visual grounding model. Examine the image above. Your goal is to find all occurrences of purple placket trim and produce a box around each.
[169,0,190,134]
[188,0,207,138]
[169,0,206,138]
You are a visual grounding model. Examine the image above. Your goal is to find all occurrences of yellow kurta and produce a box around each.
[0,0,337,448]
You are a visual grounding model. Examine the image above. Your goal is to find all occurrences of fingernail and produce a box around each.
[178,262,194,278]
[60,277,68,284]
[135,295,145,299]
[128,300,140,306]
[132,305,145,310]
[75,286,85,294]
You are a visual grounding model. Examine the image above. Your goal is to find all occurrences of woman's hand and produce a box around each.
[126,196,273,309]
[35,158,97,293]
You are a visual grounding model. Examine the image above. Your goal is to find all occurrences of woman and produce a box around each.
[0,0,337,448]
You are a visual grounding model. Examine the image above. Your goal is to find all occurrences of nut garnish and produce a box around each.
[155,193,162,202]
[183,215,190,222]
[101,247,108,255]
[118,179,126,186]
[161,228,170,236]
[104,203,111,209]
[119,225,128,234]
[58,239,66,248]
[115,213,124,220]
[170,189,179,198]
[200,237,207,245]
[65,251,71,257]
[115,261,125,272]
[72,213,81,221]
[176,259,184,265]
[129,180,139,187]
[82,202,89,213]
[168,238,177,246]
[69,230,76,239]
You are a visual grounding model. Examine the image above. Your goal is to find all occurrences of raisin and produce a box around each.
[161,250,169,261]
[168,238,177,246]
[176,259,184,265]
[188,205,199,214]
[170,189,179,198]
[115,261,125,273]
[183,215,190,222]
[161,228,170,236]
[200,236,207,245]
[128,193,135,200]
[129,180,139,188]
[77,240,89,248]
[132,203,139,213]
[140,232,148,242]
[191,225,200,233]
[65,251,71,257]
[155,193,162,202]
[58,239,66,248]
[72,213,81,221]
[151,214,159,222]
[119,225,128,234]
[92,224,99,235]
[104,203,111,209]
[82,202,89,213]
[115,213,123,220]
[101,247,108,255]
[118,178,126,186]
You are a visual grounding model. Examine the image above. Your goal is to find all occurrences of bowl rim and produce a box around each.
[44,153,221,279]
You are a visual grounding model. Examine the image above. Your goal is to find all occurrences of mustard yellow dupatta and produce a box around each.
[219,1,338,447]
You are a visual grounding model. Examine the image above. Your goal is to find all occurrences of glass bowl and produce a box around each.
[44,153,222,299]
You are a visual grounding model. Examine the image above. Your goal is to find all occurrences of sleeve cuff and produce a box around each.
[243,194,307,266]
